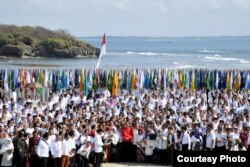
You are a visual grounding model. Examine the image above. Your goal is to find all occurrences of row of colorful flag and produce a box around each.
[0,69,250,96]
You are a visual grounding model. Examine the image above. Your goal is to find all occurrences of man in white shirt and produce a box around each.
[94,129,104,167]
[181,126,191,151]
[215,126,227,151]
[51,134,62,167]
[36,132,50,167]
[206,124,216,151]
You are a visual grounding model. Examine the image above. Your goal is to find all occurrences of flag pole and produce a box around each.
[95,33,106,69]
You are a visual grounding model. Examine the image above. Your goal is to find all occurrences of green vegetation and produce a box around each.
[0,24,99,57]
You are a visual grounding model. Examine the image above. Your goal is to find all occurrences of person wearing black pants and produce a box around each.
[13,131,27,167]
[36,133,50,167]
[120,122,134,162]
[181,126,190,151]
[94,129,104,167]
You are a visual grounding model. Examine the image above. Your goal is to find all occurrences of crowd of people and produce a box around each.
[0,85,250,167]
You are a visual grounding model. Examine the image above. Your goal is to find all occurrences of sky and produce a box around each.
[0,0,250,37]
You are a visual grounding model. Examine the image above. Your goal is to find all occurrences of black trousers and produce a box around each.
[53,157,60,167]
[160,149,167,165]
[30,154,38,167]
[215,146,226,151]
[13,154,25,167]
[39,157,48,167]
[94,152,102,167]
[70,155,76,167]
[182,144,189,151]
[206,147,214,151]
[110,144,119,162]
[145,155,152,163]
[121,141,134,162]
[76,154,89,167]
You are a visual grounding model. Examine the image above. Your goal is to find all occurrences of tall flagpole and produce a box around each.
[95,33,106,69]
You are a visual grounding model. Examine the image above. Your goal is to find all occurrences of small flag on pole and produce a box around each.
[96,33,106,69]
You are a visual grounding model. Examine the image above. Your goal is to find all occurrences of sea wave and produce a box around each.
[239,60,250,64]
[173,61,182,65]
[175,65,195,69]
[204,54,240,61]
[138,52,160,56]
[198,49,223,53]
[126,51,135,54]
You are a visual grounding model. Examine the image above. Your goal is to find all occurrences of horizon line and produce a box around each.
[79,35,250,38]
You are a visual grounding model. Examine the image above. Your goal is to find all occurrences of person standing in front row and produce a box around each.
[181,126,191,151]
[36,133,50,167]
[121,122,134,162]
[206,124,216,151]
[77,137,92,167]
[51,134,62,167]
[94,129,104,167]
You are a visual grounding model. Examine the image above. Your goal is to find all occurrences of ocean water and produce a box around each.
[1,36,250,69]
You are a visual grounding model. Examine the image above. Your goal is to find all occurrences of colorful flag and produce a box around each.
[112,70,119,97]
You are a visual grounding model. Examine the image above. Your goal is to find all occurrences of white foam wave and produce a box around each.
[162,53,177,56]
[239,60,250,64]
[175,65,195,69]
[173,61,181,65]
[198,49,223,53]
[204,55,240,61]
[126,51,134,54]
[138,52,159,56]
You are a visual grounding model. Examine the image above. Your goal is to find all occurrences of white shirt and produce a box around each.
[77,144,91,158]
[111,133,119,145]
[182,132,191,149]
[36,139,50,158]
[0,138,13,166]
[94,134,103,153]
[51,141,63,158]
[206,132,216,149]
[61,140,71,156]
[215,132,227,147]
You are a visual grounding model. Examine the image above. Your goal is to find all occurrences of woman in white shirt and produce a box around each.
[61,133,74,167]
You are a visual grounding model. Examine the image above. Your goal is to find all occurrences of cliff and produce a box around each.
[0,24,100,58]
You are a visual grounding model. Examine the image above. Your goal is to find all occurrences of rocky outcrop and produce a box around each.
[0,45,33,57]
[0,24,100,58]
[36,46,100,58]
[0,44,100,58]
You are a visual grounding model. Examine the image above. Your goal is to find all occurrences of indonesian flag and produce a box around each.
[96,33,106,69]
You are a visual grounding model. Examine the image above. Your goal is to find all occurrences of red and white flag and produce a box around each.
[96,33,106,69]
